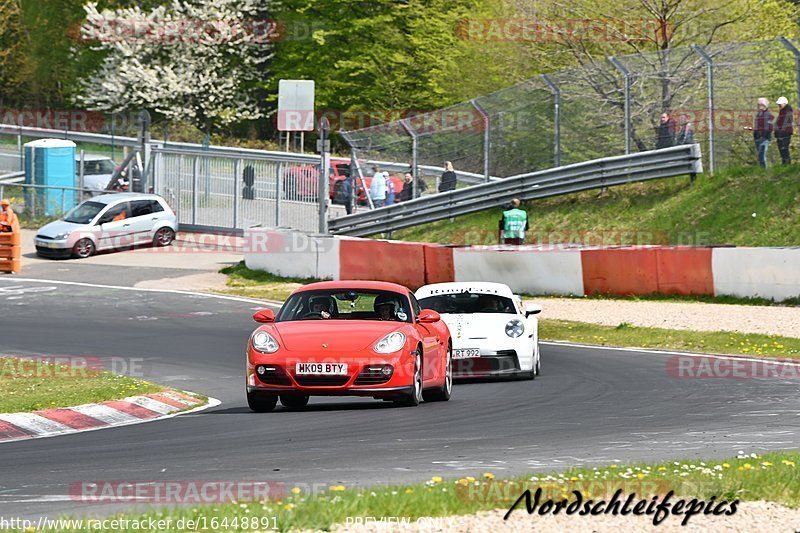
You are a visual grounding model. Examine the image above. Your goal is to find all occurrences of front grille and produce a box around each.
[294,375,350,387]
[455,352,520,375]
[354,366,392,385]
[36,235,54,240]
[256,365,292,386]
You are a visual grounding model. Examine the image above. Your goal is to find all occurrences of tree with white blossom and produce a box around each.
[77,0,275,132]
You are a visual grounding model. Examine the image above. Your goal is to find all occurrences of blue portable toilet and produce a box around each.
[24,139,77,216]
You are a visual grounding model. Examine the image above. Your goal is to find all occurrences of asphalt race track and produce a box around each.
[2,277,800,520]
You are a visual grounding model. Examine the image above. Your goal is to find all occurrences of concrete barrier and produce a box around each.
[244,228,340,280]
[712,247,800,301]
[453,246,584,296]
[243,233,798,302]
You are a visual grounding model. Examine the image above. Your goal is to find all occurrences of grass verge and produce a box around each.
[55,451,800,531]
[392,165,800,247]
[539,319,800,358]
[0,356,164,413]
[216,262,320,302]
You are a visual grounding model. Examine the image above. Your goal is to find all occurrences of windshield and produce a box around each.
[81,159,117,175]
[63,201,104,224]
[418,293,516,314]
[277,289,412,323]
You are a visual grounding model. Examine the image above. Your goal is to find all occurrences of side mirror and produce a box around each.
[525,304,542,317]
[418,309,441,324]
[253,309,275,323]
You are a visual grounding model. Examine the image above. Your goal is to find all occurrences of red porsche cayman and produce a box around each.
[246,281,453,412]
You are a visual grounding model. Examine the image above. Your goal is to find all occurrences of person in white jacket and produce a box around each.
[369,165,387,207]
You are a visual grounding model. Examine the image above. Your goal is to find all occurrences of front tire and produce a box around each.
[72,238,95,259]
[247,391,278,413]
[153,227,175,247]
[422,344,452,402]
[280,395,309,410]
[394,351,423,407]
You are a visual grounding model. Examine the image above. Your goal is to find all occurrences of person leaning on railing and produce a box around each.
[0,199,20,233]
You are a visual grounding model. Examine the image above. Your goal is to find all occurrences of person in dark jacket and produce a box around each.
[775,96,793,165]
[748,97,774,168]
[655,112,676,149]
[438,161,457,192]
[398,172,427,201]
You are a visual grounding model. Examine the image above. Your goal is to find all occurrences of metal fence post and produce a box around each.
[275,162,283,227]
[400,119,419,198]
[779,37,800,163]
[609,57,631,155]
[470,99,491,181]
[542,74,561,167]
[17,127,23,171]
[233,158,241,229]
[691,44,715,174]
[192,155,198,225]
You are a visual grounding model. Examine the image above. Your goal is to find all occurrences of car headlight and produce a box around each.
[374,331,406,354]
[252,331,280,353]
[505,319,525,338]
[51,232,70,240]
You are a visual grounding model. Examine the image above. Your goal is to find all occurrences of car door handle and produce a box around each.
[151,217,159,220]
[122,223,130,227]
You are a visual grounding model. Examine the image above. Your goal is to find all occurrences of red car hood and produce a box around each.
[272,321,403,352]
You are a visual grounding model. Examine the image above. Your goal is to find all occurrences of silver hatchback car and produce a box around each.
[35,193,177,259]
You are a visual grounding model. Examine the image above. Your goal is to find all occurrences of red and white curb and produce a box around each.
[0,390,220,443]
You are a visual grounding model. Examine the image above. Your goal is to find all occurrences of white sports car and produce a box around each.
[415,282,541,380]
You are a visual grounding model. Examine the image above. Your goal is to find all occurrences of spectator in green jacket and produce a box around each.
[498,198,529,245]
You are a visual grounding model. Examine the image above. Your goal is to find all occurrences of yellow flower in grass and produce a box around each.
[431,476,443,484]
[610,464,618,469]
[781,460,795,467]
[457,479,469,486]
[761,462,773,467]
[291,487,301,495]
[743,464,752,470]
[284,503,294,511]
[329,485,346,491]
[722,463,730,469]
[466,476,475,483]
[658,467,667,471]
[637,473,645,480]
[483,473,495,480]
[405,488,414,494]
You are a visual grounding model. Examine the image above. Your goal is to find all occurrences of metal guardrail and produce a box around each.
[329,144,703,236]
[0,171,24,184]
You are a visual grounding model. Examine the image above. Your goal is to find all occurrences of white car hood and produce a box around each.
[441,313,520,344]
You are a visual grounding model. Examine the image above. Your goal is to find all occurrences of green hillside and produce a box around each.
[393,165,800,247]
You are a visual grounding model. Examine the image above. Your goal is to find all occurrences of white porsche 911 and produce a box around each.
[415,282,541,380]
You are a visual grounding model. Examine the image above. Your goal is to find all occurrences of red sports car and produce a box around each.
[246,281,453,412]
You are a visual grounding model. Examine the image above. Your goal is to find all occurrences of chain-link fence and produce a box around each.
[341,38,800,183]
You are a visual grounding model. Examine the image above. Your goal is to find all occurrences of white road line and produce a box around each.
[0,413,72,435]
[540,340,800,367]
[0,277,277,305]
[68,404,142,425]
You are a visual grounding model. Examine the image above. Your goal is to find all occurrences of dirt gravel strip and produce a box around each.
[329,501,800,532]
[530,298,800,338]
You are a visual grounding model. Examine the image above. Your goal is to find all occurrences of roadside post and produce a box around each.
[318,116,330,234]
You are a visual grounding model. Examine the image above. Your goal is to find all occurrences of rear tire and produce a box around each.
[71,238,95,259]
[422,344,452,402]
[280,395,309,409]
[247,391,278,413]
[394,352,423,407]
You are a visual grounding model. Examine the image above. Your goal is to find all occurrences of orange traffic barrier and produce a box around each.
[339,238,426,289]
[0,231,21,274]
[423,244,454,284]
[581,246,714,296]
